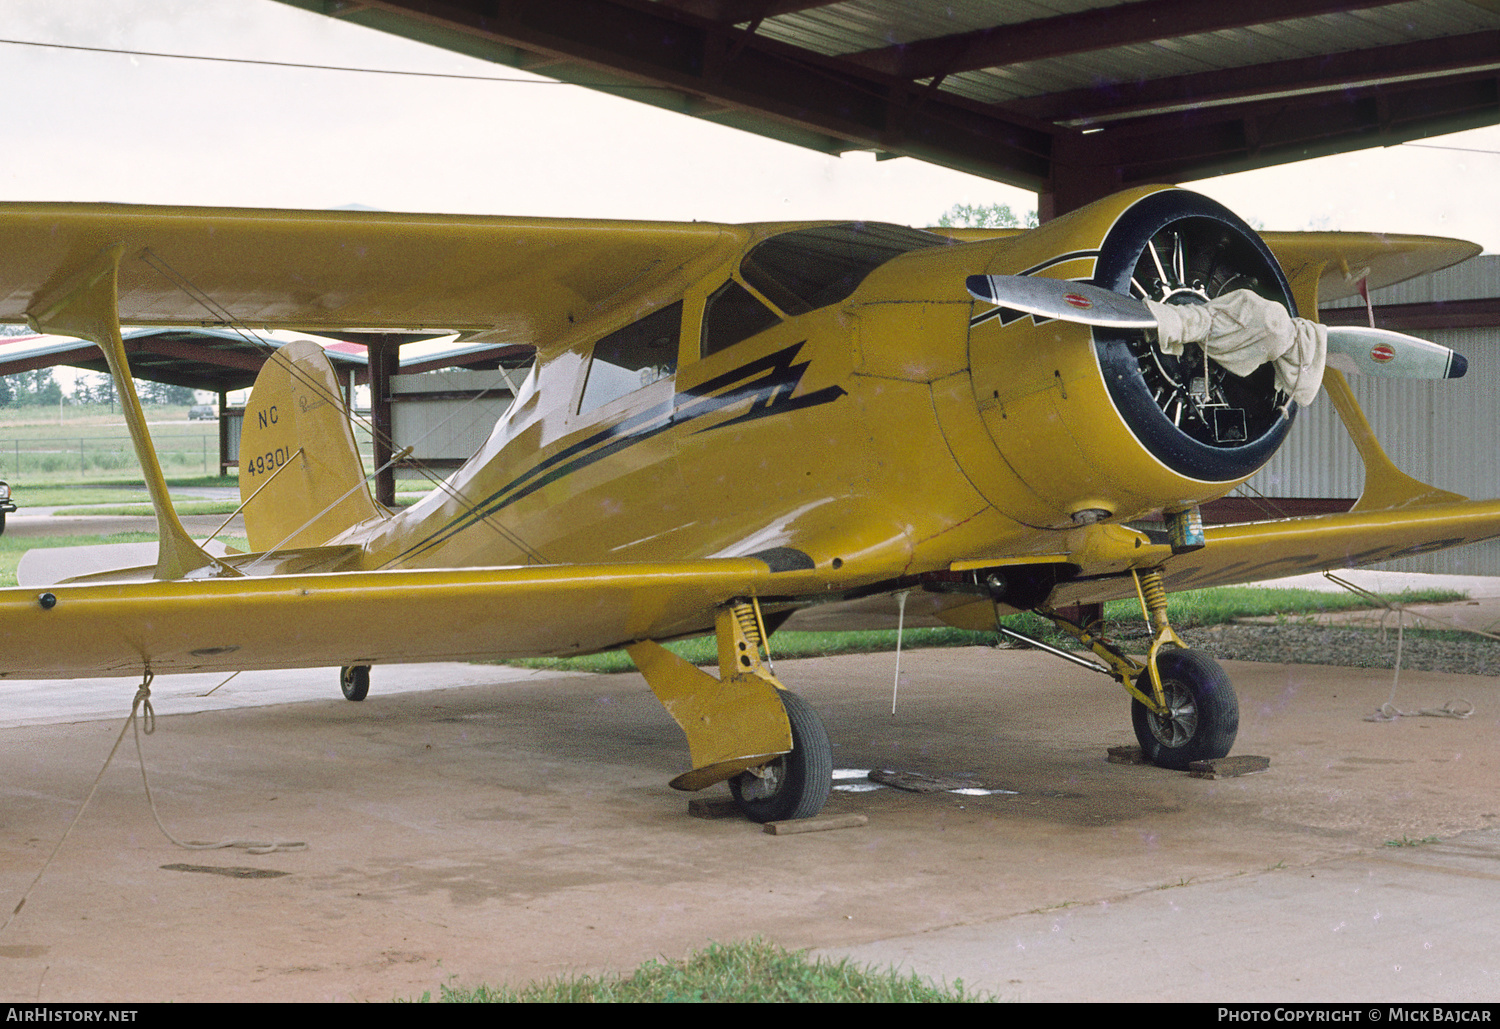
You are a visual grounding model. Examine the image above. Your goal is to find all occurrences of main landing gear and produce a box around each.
[1130,647,1237,769]
[340,664,370,702]
[627,600,833,824]
[729,690,833,822]
[998,566,1239,770]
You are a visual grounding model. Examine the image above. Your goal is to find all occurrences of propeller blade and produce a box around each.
[968,275,1468,382]
[1324,326,1467,379]
[965,275,1156,329]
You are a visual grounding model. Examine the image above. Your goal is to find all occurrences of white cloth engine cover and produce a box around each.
[1143,290,1326,406]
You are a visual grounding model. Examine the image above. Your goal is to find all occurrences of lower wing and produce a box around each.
[916,500,1500,632]
[1055,499,1500,607]
[0,558,807,680]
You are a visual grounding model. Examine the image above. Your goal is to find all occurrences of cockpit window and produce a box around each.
[701,280,782,358]
[740,223,949,315]
[579,302,681,414]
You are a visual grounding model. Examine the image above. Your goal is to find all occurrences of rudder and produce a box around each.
[239,340,384,551]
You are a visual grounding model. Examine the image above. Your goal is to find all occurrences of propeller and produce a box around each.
[965,274,1467,380]
[1320,325,1465,379]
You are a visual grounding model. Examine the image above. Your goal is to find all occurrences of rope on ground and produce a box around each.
[1,671,305,936]
[1365,699,1474,723]
[1322,572,1483,724]
[127,677,308,856]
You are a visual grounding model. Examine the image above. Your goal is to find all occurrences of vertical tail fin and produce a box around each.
[239,341,384,551]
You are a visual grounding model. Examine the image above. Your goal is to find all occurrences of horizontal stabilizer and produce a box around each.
[1324,326,1467,379]
[17,540,237,587]
[23,544,367,586]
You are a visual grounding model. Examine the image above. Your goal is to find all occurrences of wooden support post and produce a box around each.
[217,388,230,477]
[1055,601,1105,632]
[367,337,399,508]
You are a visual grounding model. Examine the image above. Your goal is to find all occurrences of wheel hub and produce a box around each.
[736,758,784,802]
[1146,680,1199,748]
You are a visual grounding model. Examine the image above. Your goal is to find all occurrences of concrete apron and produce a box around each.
[0,647,1496,1002]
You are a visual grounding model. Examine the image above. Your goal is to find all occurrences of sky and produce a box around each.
[3,0,1500,252]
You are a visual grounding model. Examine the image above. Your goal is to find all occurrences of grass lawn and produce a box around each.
[505,583,1464,673]
[52,501,244,517]
[417,939,984,1003]
[0,406,376,484]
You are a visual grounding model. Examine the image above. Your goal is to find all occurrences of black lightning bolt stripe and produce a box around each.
[968,249,1102,328]
[393,342,846,563]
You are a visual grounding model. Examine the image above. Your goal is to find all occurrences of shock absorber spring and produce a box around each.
[735,603,763,648]
[1137,567,1171,635]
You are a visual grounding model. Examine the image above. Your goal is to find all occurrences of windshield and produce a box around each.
[740,223,949,315]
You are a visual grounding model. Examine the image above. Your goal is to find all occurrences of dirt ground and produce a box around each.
[1,647,1497,1002]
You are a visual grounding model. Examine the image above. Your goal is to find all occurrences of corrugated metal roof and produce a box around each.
[276,0,1500,199]
[753,0,1500,109]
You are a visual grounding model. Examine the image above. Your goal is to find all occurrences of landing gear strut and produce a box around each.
[1004,566,1238,769]
[628,599,834,823]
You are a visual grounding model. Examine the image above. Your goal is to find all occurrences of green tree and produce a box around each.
[72,372,114,407]
[135,379,194,406]
[937,202,1039,229]
[3,369,63,407]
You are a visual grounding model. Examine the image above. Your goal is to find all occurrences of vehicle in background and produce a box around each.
[0,481,15,535]
[188,404,216,421]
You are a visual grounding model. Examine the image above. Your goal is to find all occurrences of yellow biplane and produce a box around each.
[0,185,1490,822]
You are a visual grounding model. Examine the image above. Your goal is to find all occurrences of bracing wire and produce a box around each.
[134,249,549,564]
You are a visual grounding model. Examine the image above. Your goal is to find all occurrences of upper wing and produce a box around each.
[1261,230,1481,304]
[0,558,813,680]
[0,203,738,346]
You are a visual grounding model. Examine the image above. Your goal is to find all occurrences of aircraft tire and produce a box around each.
[729,690,832,823]
[1131,648,1238,770]
[340,664,370,702]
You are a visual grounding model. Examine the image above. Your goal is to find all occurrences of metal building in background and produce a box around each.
[390,368,519,481]
[1239,254,1500,574]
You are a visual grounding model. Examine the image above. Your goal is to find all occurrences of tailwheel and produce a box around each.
[729,690,832,823]
[340,664,370,702]
[1131,648,1238,769]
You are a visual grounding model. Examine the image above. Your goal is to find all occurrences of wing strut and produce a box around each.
[25,243,238,581]
[1320,368,1466,512]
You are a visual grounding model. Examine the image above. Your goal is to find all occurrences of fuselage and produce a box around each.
[333,185,1294,610]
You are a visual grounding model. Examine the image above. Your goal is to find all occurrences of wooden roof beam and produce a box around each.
[1092,74,1500,185]
[346,0,1059,187]
[1321,297,1500,332]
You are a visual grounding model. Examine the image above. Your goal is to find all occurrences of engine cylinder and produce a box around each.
[1090,189,1297,482]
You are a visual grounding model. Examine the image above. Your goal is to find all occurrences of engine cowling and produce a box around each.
[956,186,1296,528]
[1090,188,1297,483]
